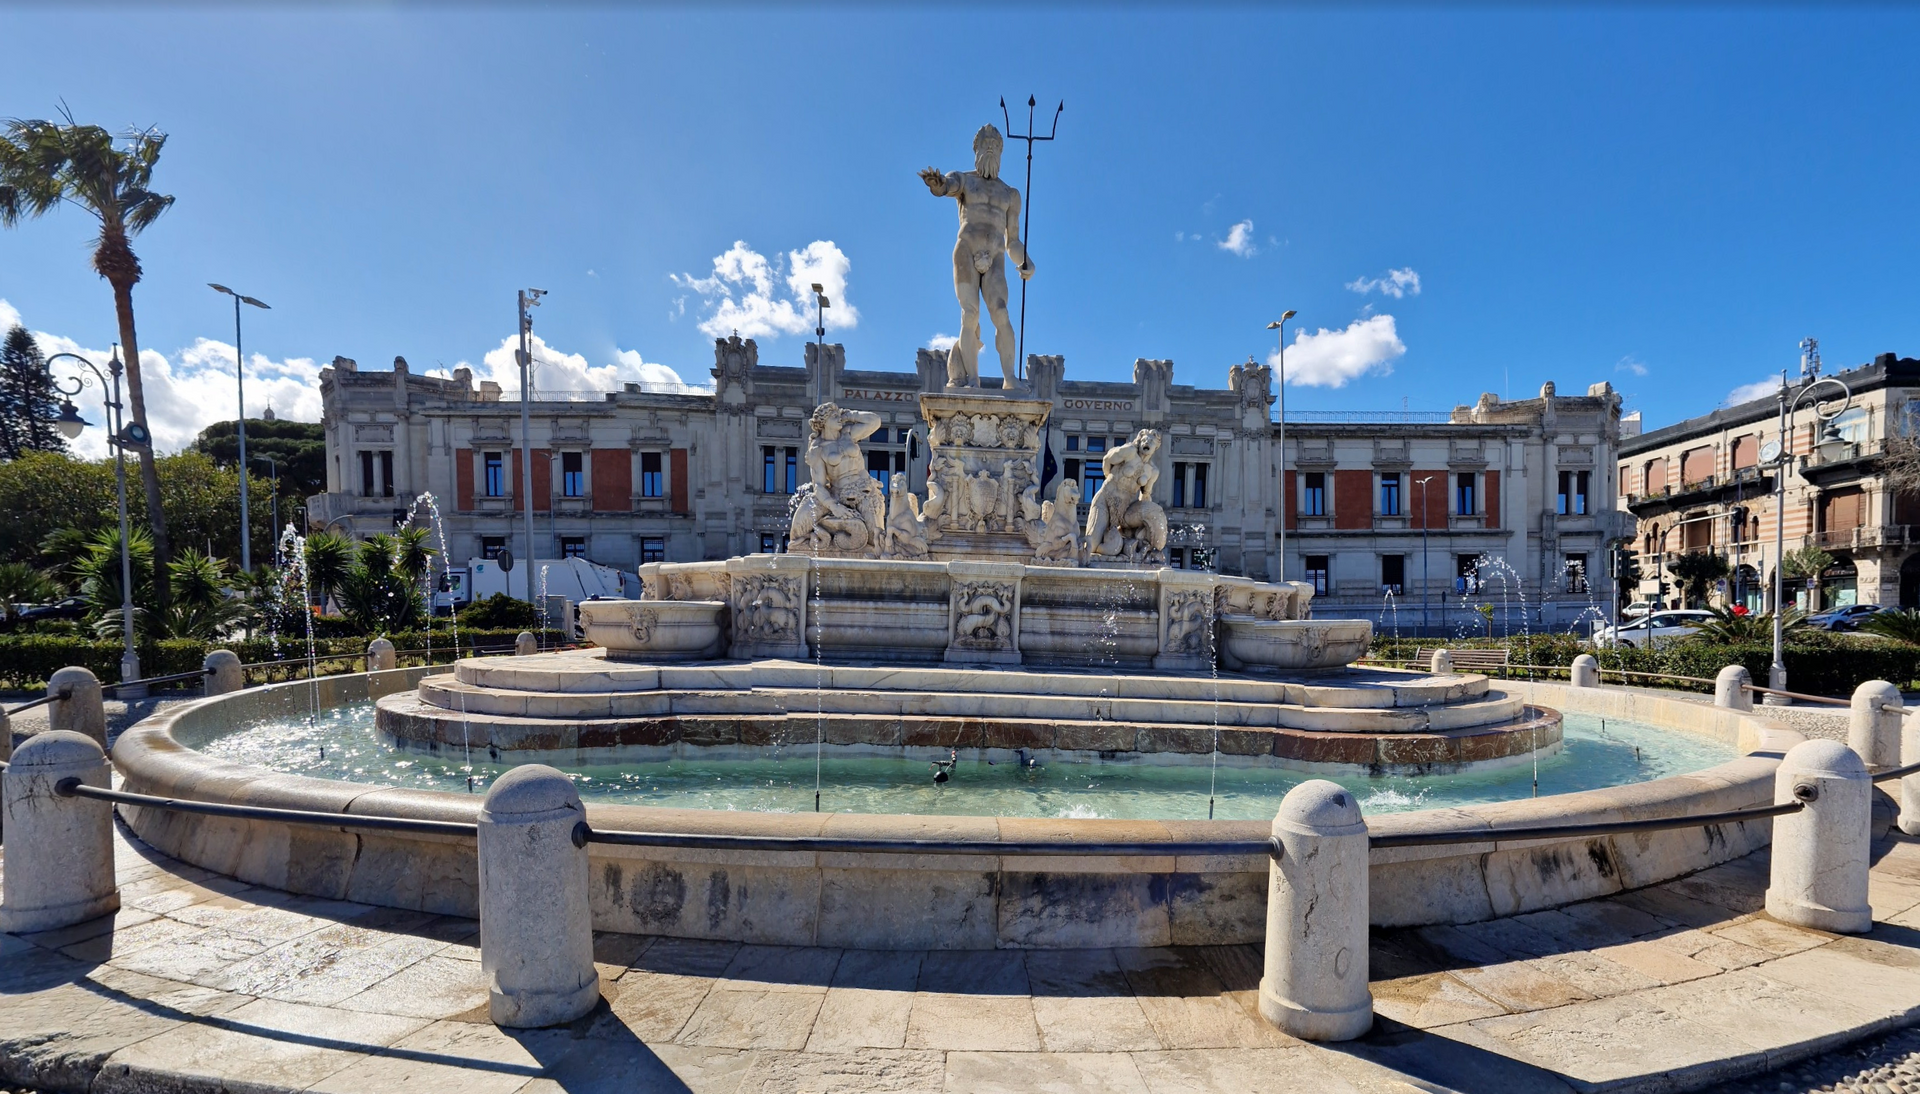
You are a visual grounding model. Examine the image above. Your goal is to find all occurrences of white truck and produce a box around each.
[443,556,640,624]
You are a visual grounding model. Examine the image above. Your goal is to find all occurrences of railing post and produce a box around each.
[1258,780,1373,1041]
[478,764,599,1028]
[1849,680,1902,768]
[1570,653,1599,688]
[515,631,538,657]
[1765,739,1872,934]
[47,666,106,748]
[1715,665,1753,711]
[1901,711,1920,837]
[202,650,243,696]
[367,637,397,672]
[1427,649,1453,676]
[0,731,119,933]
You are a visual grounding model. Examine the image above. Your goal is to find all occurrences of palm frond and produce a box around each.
[1861,609,1920,646]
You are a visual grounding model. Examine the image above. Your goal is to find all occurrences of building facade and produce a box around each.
[309,340,1626,633]
[1618,353,1920,613]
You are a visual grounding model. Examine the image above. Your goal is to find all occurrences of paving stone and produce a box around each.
[588,930,652,976]
[1585,939,1721,985]
[1645,966,1892,1060]
[199,922,450,1005]
[513,1041,755,1094]
[737,1048,945,1093]
[1752,945,1920,1022]
[608,964,719,1042]
[84,964,253,1018]
[1458,994,1767,1088]
[0,980,189,1093]
[1455,914,1567,959]
[334,955,491,1018]
[716,944,842,993]
[1644,926,1774,971]
[1556,898,1673,944]
[1131,1047,1376,1094]
[1343,1021,1579,1094]
[1612,885,1745,931]
[803,950,924,1052]
[1523,951,1662,999]
[1447,958,1594,1013]
[20,907,160,951]
[678,988,826,1050]
[56,915,207,964]
[1869,875,1920,921]
[1115,948,1291,1049]
[1370,973,1509,1029]
[308,1019,566,1094]
[914,948,1028,995]
[1706,915,1836,956]
[91,996,429,1094]
[946,1049,1153,1093]
[904,992,1043,1052]
[99,927,273,983]
[632,936,742,978]
[1021,949,1166,1052]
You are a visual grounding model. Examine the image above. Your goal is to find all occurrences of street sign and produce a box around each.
[497,548,515,573]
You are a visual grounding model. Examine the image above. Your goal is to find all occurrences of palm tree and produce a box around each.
[0,110,177,606]
[1862,609,1920,646]
[0,561,56,623]
[392,527,436,587]
[1683,606,1806,645]
[301,531,353,611]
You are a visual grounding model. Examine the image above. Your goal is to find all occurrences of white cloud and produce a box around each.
[671,239,859,341]
[470,335,705,396]
[1218,220,1257,258]
[927,333,957,352]
[0,298,20,332]
[1726,376,1785,406]
[1270,315,1407,388]
[1346,267,1422,298]
[1615,355,1649,377]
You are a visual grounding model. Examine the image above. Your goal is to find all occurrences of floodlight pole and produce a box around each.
[209,284,271,572]
[518,289,546,607]
[1267,312,1297,582]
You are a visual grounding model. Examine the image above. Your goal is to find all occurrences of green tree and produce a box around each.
[301,531,353,610]
[1667,552,1730,608]
[1682,606,1806,644]
[335,533,425,634]
[0,325,67,459]
[0,111,177,603]
[1862,609,1920,646]
[191,418,325,508]
[73,525,156,624]
[0,561,56,622]
[0,452,115,565]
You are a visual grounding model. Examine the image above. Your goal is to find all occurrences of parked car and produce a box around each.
[1594,609,1716,648]
[1621,600,1657,618]
[2,596,87,631]
[1807,603,1888,632]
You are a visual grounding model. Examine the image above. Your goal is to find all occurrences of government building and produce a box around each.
[308,338,1630,634]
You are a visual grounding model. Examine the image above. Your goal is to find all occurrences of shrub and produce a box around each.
[458,593,540,630]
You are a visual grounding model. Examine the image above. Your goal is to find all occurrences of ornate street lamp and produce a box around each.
[1266,311,1297,582]
[1763,366,1853,704]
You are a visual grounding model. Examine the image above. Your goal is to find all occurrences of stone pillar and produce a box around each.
[1849,680,1903,769]
[0,731,119,933]
[1715,665,1753,711]
[1570,654,1599,688]
[1428,649,1454,676]
[1153,568,1217,673]
[1258,780,1373,1041]
[1765,739,1872,934]
[47,666,106,749]
[945,561,1025,666]
[1901,712,1920,837]
[478,764,599,1028]
[725,554,812,660]
[514,631,538,657]
[202,650,243,696]
[367,638,398,672]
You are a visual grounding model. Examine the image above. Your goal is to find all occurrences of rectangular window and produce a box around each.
[1066,436,1079,452]
[483,452,505,497]
[360,451,375,496]
[1082,453,1105,498]
[762,447,799,494]
[760,534,779,554]
[1455,554,1482,594]
[1192,463,1208,509]
[559,536,586,559]
[1304,555,1330,596]
[1456,472,1476,515]
[1168,547,1186,570]
[1302,472,1327,516]
[1557,470,1591,515]
[1085,437,1107,454]
[1190,547,1215,572]
[639,536,665,564]
[480,536,507,560]
[640,451,664,498]
[560,451,584,498]
[785,447,798,494]
[379,451,394,497]
[1564,553,1589,594]
[1171,462,1188,508]
[867,449,892,494]
[763,446,778,494]
[1379,473,1401,516]
[1382,554,1406,595]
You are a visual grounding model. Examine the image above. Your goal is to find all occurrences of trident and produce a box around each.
[1000,95,1063,388]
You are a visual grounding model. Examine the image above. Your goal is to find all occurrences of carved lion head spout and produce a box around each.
[973,124,1003,179]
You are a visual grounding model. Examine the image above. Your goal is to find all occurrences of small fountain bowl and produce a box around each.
[578,599,727,662]
[1219,618,1373,673]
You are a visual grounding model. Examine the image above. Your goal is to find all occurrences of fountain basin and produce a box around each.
[578,599,726,662]
[1218,618,1374,673]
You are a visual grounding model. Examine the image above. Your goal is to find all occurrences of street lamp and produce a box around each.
[252,455,280,566]
[516,288,547,606]
[1266,310,1297,581]
[811,283,830,346]
[209,284,271,572]
[1765,368,1852,704]
[1416,474,1437,637]
[49,348,150,695]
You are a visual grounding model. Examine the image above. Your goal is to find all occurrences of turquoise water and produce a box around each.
[197,701,1740,821]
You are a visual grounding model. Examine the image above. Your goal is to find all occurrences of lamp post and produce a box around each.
[1266,311,1297,581]
[253,455,280,566]
[50,348,148,694]
[1416,474,1436,637]
[209,285,271,572]
[811,283,830,347]
[1767,369,1852,704]
[516,288,547,606]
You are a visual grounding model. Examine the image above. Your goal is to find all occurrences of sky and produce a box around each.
[4,5,1919,457]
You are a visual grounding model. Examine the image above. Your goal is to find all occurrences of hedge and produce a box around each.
[1366,632,1920,696]
[0,628,567,692]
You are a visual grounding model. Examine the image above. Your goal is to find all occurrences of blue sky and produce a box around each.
[3,5,1918,455]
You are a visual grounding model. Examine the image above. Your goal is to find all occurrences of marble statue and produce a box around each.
[788,402,886,555]
[1031,478,1084,565]
[884,473,930,558]
[919,124,1033,390]
[1086,429,1170,563]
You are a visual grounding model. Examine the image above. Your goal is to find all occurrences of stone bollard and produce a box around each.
[47,666,107,748]
[367,637,397,672]
[478,764,599,1028]
[0,731,120,933]
[515,631,538,657]
[1428,649,1454,676]
[1258,780,1373,1041]
[1900,712,1920,838]
[202,650,244,696]
[1765,739,1872,934]
[1715,665,1754,711]
[1849,680,1903,769]
[1570,654,1599,688]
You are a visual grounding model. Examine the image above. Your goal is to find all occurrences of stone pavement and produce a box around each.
[3,824,1920,1093]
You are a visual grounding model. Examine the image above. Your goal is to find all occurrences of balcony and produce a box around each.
[1803,525,1920,552]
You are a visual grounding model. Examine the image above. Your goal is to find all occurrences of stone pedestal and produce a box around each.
[945,561,1024,665]
[727,554,811,660]
[919,392,1051,559]
[1153,568,1217,673]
